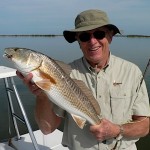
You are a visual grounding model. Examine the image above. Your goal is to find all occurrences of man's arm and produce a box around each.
[35,92,62,134]
[16,71,62,134]
[90,116,149,141]
[122,115,149,138]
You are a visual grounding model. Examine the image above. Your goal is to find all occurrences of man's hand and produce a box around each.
[90,118,120,142]
[16,70,42,96]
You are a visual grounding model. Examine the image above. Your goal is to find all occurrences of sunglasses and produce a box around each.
[78,30,106,42]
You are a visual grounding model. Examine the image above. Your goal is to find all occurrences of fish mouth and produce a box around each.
[3,53,13,59]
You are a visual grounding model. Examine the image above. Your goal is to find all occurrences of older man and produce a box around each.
[17,9,150,150]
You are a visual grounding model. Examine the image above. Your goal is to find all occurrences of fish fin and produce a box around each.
[32,69,57,91]
[38,69,56,84]
[73,79,101,115]
[35,79,52,91]
[55,60,72,75]
[71,114,86,129]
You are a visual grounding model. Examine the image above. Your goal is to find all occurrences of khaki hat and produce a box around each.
[63,9,120,43]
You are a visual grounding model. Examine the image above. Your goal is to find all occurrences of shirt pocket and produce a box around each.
[110,89,133,124]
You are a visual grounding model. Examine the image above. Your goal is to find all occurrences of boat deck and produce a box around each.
[1,129,69,150]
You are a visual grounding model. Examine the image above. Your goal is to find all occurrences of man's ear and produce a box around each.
[75,34,81,48]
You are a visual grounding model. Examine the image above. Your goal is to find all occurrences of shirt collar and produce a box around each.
[82,53,112,73]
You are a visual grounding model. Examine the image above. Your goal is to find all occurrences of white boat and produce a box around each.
[1,129,68,150]
[0,66,68,150]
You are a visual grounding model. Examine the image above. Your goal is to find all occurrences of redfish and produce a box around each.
[4,47,101,128]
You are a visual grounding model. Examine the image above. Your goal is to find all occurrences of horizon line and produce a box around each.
[0,34,150,38]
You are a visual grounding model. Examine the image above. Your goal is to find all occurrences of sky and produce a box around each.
[0,0,150,35]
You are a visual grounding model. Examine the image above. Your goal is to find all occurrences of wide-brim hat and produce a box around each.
[63,9,120,43]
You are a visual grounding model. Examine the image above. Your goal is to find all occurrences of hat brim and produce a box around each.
[63,24,120,43]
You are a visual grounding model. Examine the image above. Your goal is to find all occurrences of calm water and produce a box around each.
[0,36,150,149]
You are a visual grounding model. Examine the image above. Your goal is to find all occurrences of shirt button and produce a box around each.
[99,95,101,98]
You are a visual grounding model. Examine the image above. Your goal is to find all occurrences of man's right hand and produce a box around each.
[16,70,42,96]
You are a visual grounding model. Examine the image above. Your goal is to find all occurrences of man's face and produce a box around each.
[76,27,112,67]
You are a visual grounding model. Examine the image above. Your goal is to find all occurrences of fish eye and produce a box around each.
[14,48,18,51]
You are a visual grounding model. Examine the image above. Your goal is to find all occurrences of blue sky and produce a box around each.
[0,0,150,35]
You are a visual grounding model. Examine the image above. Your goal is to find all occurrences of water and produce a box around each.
[0,36,150,149]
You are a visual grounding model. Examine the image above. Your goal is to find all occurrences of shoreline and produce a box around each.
[0,34,62,37]
[0,34,150,38]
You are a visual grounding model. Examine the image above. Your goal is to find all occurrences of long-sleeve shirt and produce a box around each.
[54,54,150,150]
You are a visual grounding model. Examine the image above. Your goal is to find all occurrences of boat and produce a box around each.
[0,66,68,150]
[1,129,68,150]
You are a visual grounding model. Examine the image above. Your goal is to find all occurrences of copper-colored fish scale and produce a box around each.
[38,55,101,124]
[4,47,101,126]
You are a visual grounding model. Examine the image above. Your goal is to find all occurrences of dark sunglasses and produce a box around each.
[78,30,105,42]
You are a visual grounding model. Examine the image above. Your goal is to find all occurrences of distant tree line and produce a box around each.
[115,34,150,38]
[0,34,150,38]
[0,34,62,37]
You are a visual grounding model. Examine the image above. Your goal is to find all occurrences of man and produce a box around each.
[17,9,150,150]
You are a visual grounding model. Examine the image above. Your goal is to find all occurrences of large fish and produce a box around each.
[4,47,101,128]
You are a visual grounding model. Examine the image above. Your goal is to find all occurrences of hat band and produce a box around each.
[76,21,108,29]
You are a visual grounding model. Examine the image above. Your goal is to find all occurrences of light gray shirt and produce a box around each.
[54,54,150,150]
